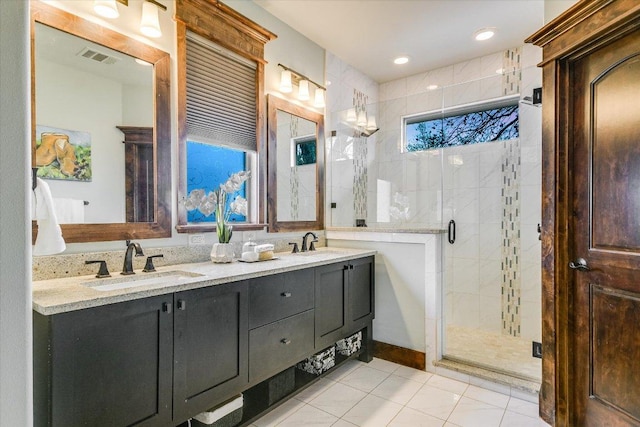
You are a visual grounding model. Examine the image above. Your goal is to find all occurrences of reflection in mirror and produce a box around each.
[267,95,324,232]
[31,2,171,243]
[276,110,317,221]
[35,23,153,224]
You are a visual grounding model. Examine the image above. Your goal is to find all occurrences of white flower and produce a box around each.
[184,189,205,211]
[230,196,248,216]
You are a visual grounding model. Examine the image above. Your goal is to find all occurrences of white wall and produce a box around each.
[0,0,32,424]
[544,0,579,23]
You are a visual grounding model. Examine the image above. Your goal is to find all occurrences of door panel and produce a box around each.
[572,29,640,426]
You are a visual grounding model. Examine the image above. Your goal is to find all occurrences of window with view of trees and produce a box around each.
[405,103,519,152]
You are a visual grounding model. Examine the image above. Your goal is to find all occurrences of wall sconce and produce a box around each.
[94,0,167,38]
[278,63,326,109]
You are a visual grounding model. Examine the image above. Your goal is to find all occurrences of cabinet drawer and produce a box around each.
[249,310,314,383]
[249,269,314,329]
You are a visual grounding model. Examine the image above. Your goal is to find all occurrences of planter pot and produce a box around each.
[211,243,234,263]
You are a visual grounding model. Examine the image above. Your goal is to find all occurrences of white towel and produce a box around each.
[32,178,66,255]
[53,197,85,224]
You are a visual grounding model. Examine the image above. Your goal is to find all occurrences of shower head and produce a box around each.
[360,127,379,137]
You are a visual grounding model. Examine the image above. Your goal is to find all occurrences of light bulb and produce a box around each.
[94,0,119,19]
[140,1,162,38]
[280,70,293,93]
[298,80,310,101]
[313,88,325,108]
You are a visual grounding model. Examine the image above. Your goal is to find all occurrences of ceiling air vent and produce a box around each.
[77,47,120,65]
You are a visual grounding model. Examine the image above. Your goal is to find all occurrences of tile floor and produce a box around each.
[250,358,550,427]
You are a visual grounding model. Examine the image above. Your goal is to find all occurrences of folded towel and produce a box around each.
[53,197,85,224]
[32,178,66,255]
[253,244,274,253]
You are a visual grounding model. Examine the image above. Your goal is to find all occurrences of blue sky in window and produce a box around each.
[187,142,247,223]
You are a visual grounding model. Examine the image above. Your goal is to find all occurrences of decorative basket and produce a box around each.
[296,346,336,375]
[335,331,362,356]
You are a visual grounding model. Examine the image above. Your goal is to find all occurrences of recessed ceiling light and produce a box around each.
[394,56,410,65]
[474,27,496,41]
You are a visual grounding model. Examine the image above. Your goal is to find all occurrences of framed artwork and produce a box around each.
[35,125,92,181]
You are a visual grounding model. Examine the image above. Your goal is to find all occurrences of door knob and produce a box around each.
[569,258,589,271]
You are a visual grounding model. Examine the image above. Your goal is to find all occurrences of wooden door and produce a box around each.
[570,29,640,426]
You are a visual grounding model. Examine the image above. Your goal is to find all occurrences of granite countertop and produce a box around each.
[326,227,446,234]
[32,247,375,316]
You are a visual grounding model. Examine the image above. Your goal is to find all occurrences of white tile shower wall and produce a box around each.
[326,52,378,227]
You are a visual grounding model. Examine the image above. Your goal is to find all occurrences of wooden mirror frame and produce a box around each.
[267,94,325,232]
[30,1,171,243]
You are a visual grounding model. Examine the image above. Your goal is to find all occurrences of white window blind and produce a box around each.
[186,32,257,151]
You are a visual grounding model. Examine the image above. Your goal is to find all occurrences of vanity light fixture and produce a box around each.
[313,88,326,108]
[346,108,357,123]
[140,1,162,38]
[277,64,326,109]
[279,70,293,93]
[356,110,367,128]
[95,0,167,38]
[94,0,119,19]
[474,27,496,41]
[298,79,310,101]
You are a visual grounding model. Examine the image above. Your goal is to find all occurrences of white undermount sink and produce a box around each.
[83,270,205,292]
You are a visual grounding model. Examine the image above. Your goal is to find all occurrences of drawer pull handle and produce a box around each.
[281,292,292,298]
[177,300,186,310]
[281,338,291,345]
[162,302,171,314]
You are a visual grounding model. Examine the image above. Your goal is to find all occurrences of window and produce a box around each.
[175,1,276,232]
[405,98,519,152]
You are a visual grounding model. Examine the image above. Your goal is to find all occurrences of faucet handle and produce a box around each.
[143,254,164,273]
[309,240,318,251]
[289,242,299,253]
[85,260,111,278]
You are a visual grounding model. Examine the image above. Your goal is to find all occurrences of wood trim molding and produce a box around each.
[372,341,426,371]
[175,1,275,233]
[175,0,276,64]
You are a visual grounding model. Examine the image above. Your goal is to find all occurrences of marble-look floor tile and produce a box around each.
[308,381,367,417]
[447,396,505,427]
[501,410,551,427]
[366,358,401,373]
[339,366,391,393]
[406,384,461,420]
[426,375,469,395]
[341,394,403,427]
[506,397,539,418]
[387,406,445,426]
[393,365,433,383]
[296,378,336,403]
[463,385,510,408]
[370,374,423,405]
[274,404,337,427]
[252,397,305,427]
[325,359,366,381]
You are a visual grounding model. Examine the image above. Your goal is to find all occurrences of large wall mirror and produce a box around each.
[267,95,324,232]
[31,2,171,243]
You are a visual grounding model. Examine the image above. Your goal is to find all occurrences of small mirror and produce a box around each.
[31,2,171,243]
[267,95,324,231]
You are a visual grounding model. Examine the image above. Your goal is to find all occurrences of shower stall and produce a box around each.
[327,50,542,384]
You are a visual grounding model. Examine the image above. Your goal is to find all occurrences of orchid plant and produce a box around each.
[184,171,250,243]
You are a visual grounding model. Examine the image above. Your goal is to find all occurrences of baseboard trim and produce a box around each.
[372,341,426,370]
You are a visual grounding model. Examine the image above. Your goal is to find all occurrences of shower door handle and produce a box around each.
[448,220,456,244]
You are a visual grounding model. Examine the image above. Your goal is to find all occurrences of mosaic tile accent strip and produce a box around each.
[290,166,299,220]
[501,138,522,337]
[353,89,368,222]
[502,47,522,96]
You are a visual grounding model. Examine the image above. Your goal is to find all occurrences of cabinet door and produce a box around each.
[347,256,375,334]
[36,295,173,427]
[314,262,348,349]
[173,281,249,424]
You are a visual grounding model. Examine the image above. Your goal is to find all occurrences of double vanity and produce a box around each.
[33,248,375,427]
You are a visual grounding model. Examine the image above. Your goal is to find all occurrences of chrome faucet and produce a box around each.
[301,232,318,252]
[121,240,144,275]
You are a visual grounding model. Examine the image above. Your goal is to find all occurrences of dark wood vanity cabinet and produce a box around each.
[34,256,374,426]
[173,282,249,424]
[315,256,375,350]
[33,295,175,427]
